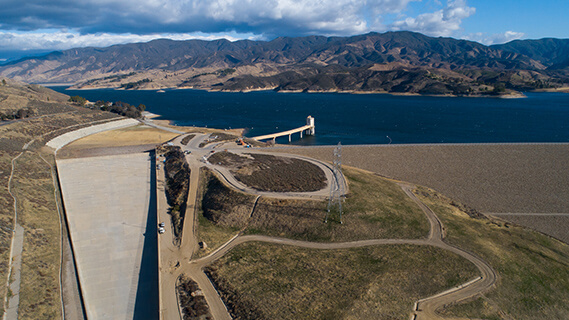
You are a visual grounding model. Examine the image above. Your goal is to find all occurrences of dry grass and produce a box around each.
[161,146,190,243]
[180,134,196,146]
[177,274,212,320]
[495,214,569,244]
[195,168,253,258]
[196,166,429,254]
[200,170,256,228]
[209,151,327,192]
[244,167,430,241]
[63,124,180,148]
[57,125,181,159]
[11,151,62,319]
[0,82,129,317]
[416,187,569,319]
[205,242,478,320]
[270,144,569,214]
[199,132,238,148]
[0,152,15,313]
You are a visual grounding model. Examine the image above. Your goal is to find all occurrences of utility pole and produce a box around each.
[325,142,344,224]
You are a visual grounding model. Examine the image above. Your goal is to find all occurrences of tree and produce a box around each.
[492,84,506,94]
[1,79,6,86]
[69,95,87,106]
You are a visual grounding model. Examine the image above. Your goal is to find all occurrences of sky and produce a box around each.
[0,0,568,61]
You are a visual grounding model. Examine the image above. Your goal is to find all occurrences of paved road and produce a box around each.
[158,133,233,320]
[209,152,345,200]
[158,134,343,320]
[158,135,497,320]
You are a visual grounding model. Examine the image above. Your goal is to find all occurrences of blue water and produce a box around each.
[53,87,569,145]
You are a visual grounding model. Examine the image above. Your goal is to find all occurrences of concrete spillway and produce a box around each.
[57,153,158,320]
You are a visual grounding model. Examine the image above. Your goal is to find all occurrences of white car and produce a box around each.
[158,227,165,234]
[159,222,165,227]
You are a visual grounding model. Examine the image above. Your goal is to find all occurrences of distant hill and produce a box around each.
[492,38,569,69]
[0,78,72,118]
[1,31,568,96]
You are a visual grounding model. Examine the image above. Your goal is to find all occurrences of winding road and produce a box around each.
[158,134,498,320]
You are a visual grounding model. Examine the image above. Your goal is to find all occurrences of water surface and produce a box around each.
[54,87,569,145]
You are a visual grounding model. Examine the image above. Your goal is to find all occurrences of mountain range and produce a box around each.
[1,31,568,96]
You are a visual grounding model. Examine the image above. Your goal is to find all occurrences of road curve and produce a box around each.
[207,150,347,200]
[400,185,497,320]
[185,183,497,320]
[162,133,497,320]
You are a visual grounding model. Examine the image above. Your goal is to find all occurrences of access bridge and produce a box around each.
[251,116,315,142]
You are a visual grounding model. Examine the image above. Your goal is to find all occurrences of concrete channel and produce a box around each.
[57,153,158,319]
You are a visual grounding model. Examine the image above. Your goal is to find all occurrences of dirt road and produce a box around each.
[155,135,499,320]
[185,184,497,320]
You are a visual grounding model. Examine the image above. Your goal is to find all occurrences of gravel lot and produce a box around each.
[271,143,569,242]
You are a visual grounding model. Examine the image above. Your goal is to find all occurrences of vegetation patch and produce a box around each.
[208,151,327,192]
[205,242,478,320]
[198,132,238,148]
[200,169,256,228]
[11,151,62,319]
[180,134,196,146]
[197,166,428,253]
[415,187,569,319]
[0,107,35,121]
[243,167,429,241]
[195,168,254,257]
[177,274,212,320]
[0,82,124,314]
[120,78,152,90]
[160,145,190,243]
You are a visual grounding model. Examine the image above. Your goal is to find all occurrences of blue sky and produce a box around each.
[0,0,567,60]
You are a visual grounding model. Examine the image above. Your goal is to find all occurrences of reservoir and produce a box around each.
[53,87,569,145]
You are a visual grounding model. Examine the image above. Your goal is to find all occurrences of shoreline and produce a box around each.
[49,83,532,99]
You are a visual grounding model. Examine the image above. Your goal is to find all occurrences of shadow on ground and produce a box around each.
[133,151,159,319]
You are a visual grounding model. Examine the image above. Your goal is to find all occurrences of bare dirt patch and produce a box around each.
[57,124,181,158]
[209,151,326,192]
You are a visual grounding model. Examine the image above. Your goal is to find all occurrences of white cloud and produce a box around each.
[463,31,525,45]
[390,0,475,37]
[0,0,424,37]
[0,30,259,52]
[0,0,482,54]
